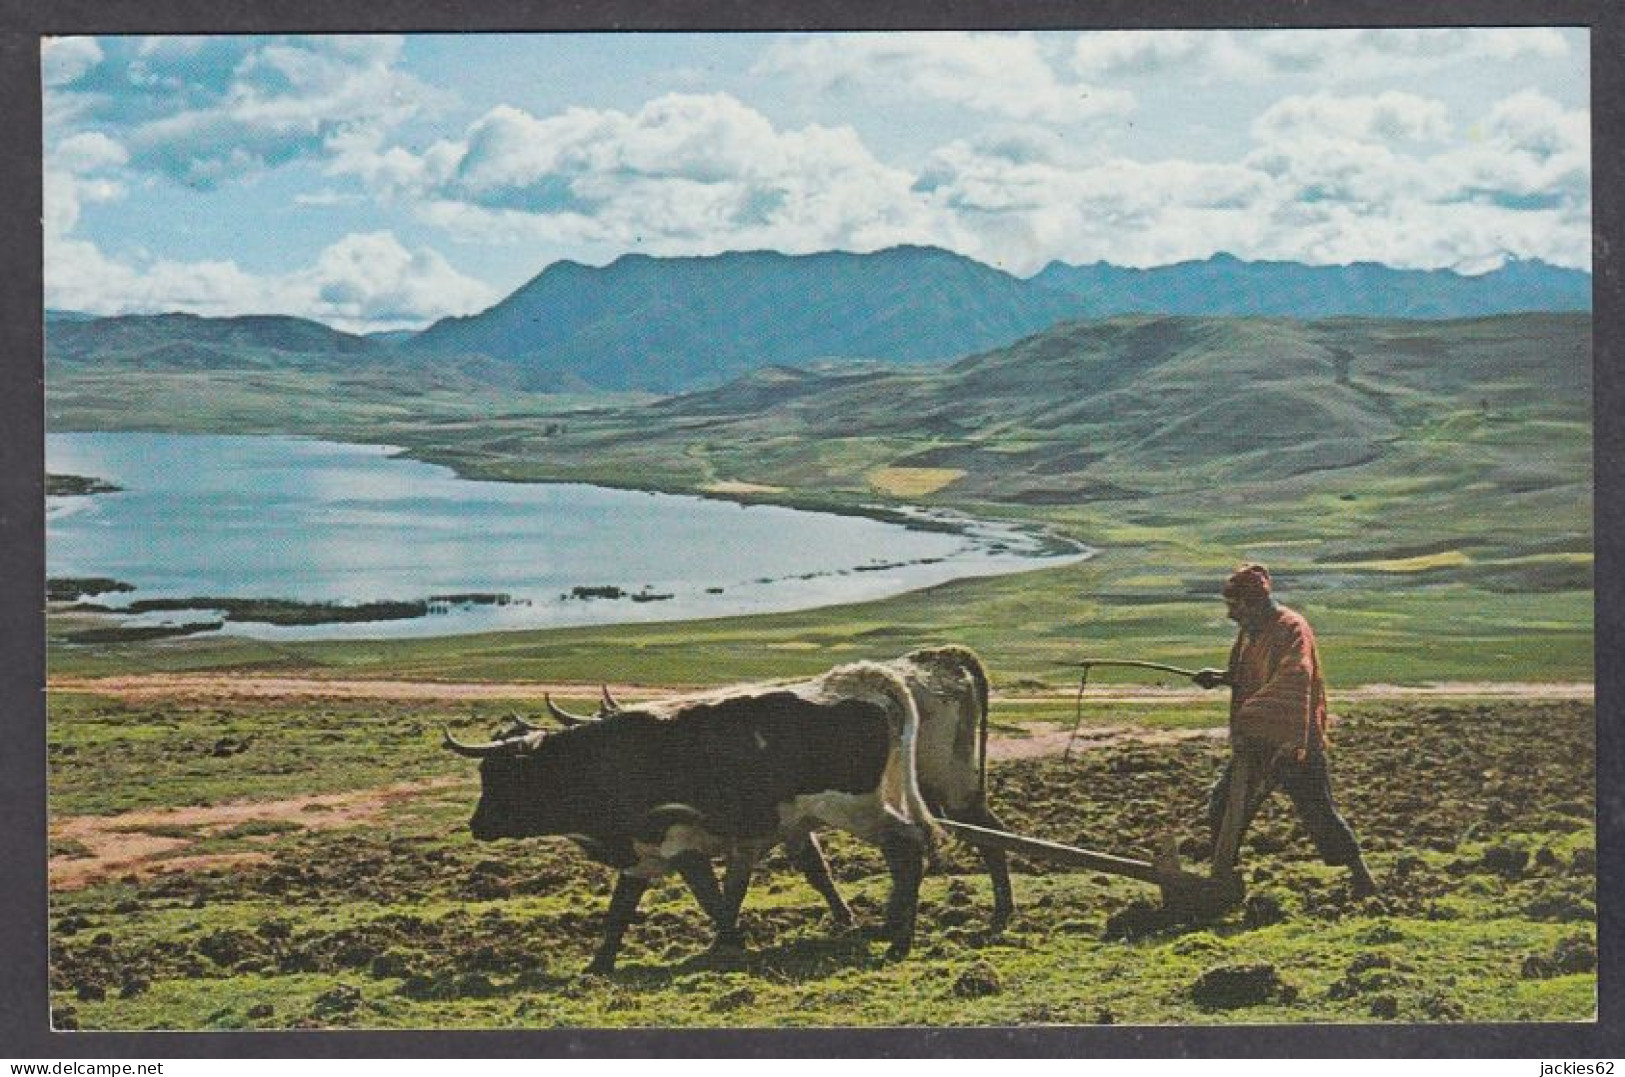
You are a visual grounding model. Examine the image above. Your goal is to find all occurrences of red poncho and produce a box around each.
[1227,603,1329,754]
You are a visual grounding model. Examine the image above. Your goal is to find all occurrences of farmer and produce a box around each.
[1193,563,1378,897]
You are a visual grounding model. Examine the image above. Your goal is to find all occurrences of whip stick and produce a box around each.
[1059,658,1207,762]
[1056,658,1204,678]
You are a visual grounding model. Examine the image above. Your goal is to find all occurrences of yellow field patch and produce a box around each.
[702,479,785,495]
[866,467,966,496]
[1348,550,1473,572]
[1501,552,1593,566]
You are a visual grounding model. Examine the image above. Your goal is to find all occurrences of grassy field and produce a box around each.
[47,692,1595,1028]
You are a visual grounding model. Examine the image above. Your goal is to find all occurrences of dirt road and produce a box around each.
[50,778,463,890]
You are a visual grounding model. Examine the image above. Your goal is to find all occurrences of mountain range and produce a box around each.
[47,247,1592,394]
[405,246,1084,392]
[1032,252,1592,319]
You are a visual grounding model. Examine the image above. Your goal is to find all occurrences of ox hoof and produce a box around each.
[829,906,857,930]
[705,940,747,968]
[583,956,618,976]
[883,941,913,962]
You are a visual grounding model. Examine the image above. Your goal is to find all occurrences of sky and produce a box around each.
[41,29,1592,333]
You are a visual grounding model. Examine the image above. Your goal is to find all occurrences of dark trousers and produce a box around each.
[1207,746,1364,868]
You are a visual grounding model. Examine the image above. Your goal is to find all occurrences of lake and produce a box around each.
[46,433,1090,639]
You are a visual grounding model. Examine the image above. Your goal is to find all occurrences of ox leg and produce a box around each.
[713,843,769,951]
[786,832,855,928]
[586,872,650,974]
[671,851,727,924]
[878,822,928,960]
[945,800,1016,931]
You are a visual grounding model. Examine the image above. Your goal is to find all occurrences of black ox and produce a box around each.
[444,661,936,972]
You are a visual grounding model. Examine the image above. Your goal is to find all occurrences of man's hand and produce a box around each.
[1193,668,1229,690]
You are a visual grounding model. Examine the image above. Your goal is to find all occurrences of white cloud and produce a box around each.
[47,35,440,189]
[1072,27,1570,84]
[44,132,129,241]
[45,231,497,332]
[1070,31,1207,79]
[301,232,496,326]
[1253,92,1452,146]
[42,37,104,87]
[51,130,129,173]
[902,87,1589,274]
[1482,88,1589,160]
[759,32,1134,124]
[342,93,944,259]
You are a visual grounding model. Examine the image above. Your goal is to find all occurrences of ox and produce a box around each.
[573,645,1015,931]
[444,661,936,972]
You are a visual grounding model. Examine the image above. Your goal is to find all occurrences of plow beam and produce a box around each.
[938,819,1237,916]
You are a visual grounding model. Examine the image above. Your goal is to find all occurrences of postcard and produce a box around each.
[35,24,1596,1041]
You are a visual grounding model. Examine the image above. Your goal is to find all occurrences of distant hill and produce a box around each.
[646,311,1591,503]
[1031,253,1591,319]
[47,312,380,370]
[407,246,1084,393]
[46,309,99,324]
[364,329,419,347]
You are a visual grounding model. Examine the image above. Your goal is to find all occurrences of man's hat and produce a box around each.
[1223,562,1272,602]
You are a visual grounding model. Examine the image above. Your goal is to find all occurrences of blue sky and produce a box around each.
[43,29,1591,332]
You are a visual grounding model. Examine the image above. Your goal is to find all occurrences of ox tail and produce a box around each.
[885,665,942,851]
[962,650,992,808]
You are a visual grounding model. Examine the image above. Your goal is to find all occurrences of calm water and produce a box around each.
[47,433,1089,639]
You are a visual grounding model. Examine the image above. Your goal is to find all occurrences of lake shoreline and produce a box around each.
[47,431,1095,641]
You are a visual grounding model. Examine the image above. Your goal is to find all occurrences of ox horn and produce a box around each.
[442,726,509,757]
[507,711,547,733]
[544,693,597,727]
[599,686,622,714]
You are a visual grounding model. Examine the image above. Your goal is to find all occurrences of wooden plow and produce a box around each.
[941,747,1274,917]
[940,660,1282,918]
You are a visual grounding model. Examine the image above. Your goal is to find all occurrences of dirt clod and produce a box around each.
[1419,991,1465,1021]
[1526,935,1596,978]
[1242,892,1288,929]
[311,985,363,1017]
[1103,898,1173,941]
[1481,845,1529,879]
[1190,963,1295,1009]
[950,960,1003,999]
[709,986,755,1012]
[1553,935,1597,974]
[1368,995,1400,1019]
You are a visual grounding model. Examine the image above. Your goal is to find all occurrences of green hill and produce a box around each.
[638,313,1588,499]
[46,312,380,368]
